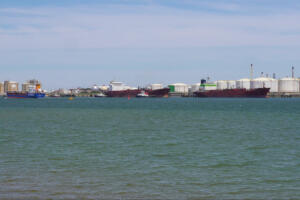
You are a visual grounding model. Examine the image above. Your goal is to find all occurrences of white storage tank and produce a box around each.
[250,77,278,92]
[236,78,251,89]
[217,80,227,90]
[227,80,236,89]
[191,83,201,92]
[100,85,109,91]
[169,83,189,93]
[150,83,163,90]
[109,81,125,91]
[278,77,300,93]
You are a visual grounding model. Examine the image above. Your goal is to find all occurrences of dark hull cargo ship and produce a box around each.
[105,88,170,98]
[194,88,270,98]
[105,89,141,97]
[146,88,170,97]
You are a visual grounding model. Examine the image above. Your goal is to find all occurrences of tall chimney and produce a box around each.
[273,73,276,79]
[250,64,253,80]
[292,66,295,78]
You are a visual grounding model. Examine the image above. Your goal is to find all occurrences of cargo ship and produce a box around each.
[146,88,170,97]
[193,79,270,97]
[6,92,46,98]
[105,81,170,97]
[6,82,45,98]
[105,89,141,97]
[194,88,270,98]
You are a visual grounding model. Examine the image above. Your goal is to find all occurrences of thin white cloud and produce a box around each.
[0,4,300,50]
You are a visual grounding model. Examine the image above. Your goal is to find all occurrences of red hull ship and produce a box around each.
[194,88,270,98]
[105,88,170,98]
[146,88,170,97]
[105,89,141,97]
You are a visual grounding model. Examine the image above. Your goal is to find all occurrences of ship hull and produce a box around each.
[105,89,141,97]
[145,88,170,97]
[7,92,46,98]
[105,88,170,98]
[194,88,270,98]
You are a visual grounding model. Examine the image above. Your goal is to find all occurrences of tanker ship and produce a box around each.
[193,79,270,98]
[146,88,170,97]
[6,83,45,99]
[194,88,270,98]
[104,81,169,97]
[105,89,141,97]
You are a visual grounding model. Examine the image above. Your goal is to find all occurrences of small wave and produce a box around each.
[206,161,253,168]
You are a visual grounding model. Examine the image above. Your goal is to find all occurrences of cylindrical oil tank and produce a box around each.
[216,80,227,90]
[191,83,201,92]
[236,78,251,89]
[227,80,236,89]
[150,84,163,90]
[170,83,189,93]
[278,77,299,93]
[250,77,278,92]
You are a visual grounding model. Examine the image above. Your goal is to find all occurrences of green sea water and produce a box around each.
[0,97,299,199]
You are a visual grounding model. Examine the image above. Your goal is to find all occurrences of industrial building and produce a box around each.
[150,84,163,90]
[278,77,299,93]
[0,82,4,95]
[190,83,201,93]
[109,81,132,91]
[168,83,189,96]
[236,78,251,90]
[250,77,278,92]
[22,83,30,92]
[217,80,228,90]
[4,81,19,92]
[227,80,236,89]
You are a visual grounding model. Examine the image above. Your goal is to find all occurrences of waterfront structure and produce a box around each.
[217,80,228,90]
[27,79,41,86]
[92,85,100,91]
[168,83,189,94]
[0,82,4,95]
[278,77,300,93]
[236,78,251,90]
[22,83,30,92]
[250,77,278,92]
[100,85,109,91]
[109,81,132,91]
[21,79,42,93]
[150,84,163,90]
[190,83,201,93]
[227,80,236,89]
[4,81,19,92]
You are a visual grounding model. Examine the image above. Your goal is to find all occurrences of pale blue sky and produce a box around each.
[1,0,300,89]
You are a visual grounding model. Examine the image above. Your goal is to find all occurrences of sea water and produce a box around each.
[0,98,299,199]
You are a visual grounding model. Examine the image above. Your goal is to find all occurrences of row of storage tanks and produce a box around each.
[169,77,300,94]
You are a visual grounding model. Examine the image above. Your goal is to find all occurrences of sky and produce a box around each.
[1,0,300,89]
